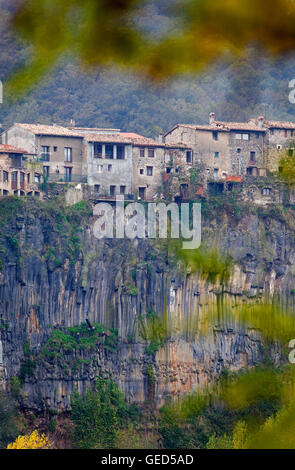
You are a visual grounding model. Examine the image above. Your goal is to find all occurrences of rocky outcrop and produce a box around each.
[0,198,294,411]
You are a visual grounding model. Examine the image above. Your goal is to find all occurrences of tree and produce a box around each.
[7,0,295,95]
[7,430,50,449]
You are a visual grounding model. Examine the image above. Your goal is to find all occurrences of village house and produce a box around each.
[1,123,86,183]
[0,144,42,197]
[2,123,193,201]
[83,131,193,200]
[248,117,295,173]
[164,113,267,191]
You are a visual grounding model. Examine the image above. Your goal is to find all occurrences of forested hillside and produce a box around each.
[1,1,295,137]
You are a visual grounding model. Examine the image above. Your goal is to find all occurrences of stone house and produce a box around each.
[1,123,85,183]
[0,144,42,197]
[84,131,193,200]
[249,117,295,173]
[164,113,267,187]
[1,123,192,200]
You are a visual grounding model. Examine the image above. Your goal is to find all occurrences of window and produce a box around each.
[117,145,125,160]
[235,133,249,140]
[41,145,50,161]
[3,171,8,182]
[284,129,288,138]
[53,146,58,152]
[212,131,218,141]
[120,185,126,195]
[94,143,103,158]
[64,167,72,182]
[291,130,294,137]
[237,148,241,153]
[27,173,30,184]
[108,164,112,172]
[20,172,25,189]
[140,148,145,158]
[214,151,219,159]
[262,188,271,195]
[98,165,103,173]
[146,166,153,176]
[214,168,219,179]
[64,147,72,162]
[148,148,154,158]
[186,151,192,163]
[255,132,259,139]
[139,168,144,175]
[110,185,116,196]
[270,129,274,135]
[105,145,114,159]
[43,166,50,177]
[94,184,100,193]
[166,168,171,174]
[34,173,41,183]
[250,151,256,162]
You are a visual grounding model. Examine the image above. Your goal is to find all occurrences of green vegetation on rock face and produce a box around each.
[0,392,19,448]
[70,377,140,449]
[42,322,118,360]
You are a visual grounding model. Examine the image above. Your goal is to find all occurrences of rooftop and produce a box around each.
[85,132,166,147]
[14,123,84,138]
[0,144,28,154]
[165,121,265,136]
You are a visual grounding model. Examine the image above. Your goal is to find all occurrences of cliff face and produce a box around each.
[0,197,294,411]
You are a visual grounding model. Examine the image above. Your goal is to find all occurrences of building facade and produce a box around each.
[164,113,267,183]
[0,144,42,197]
[2,123,85,183]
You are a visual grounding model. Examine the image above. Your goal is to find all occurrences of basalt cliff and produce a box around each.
[0,196,294,412]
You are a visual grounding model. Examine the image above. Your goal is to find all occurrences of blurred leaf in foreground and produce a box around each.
[7,0,295,94]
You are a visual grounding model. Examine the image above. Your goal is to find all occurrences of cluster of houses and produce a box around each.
[0,113,294,203]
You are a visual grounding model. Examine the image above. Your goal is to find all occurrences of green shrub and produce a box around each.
[70,377,136,449]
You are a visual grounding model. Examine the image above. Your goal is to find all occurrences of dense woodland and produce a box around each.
[1,1,295,137]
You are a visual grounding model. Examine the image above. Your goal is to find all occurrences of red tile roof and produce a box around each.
[226,175,243,183]
[84,132,166,147]
[165,121,265,135]
[0,144,28,154]
[263,119,295,129]
[14,123,83,138]
[249,118,295,129]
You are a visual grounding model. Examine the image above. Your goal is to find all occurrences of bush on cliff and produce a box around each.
[70,377,139,449]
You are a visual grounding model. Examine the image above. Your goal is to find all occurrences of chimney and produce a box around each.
[209,112,215,125]
[158,133,163,143]
[257,116,264,129]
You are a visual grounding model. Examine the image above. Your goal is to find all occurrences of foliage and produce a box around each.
[7,430,50,449]
[0,391,19,448]
[70,377,138,449]
[176,244,234,286]
[278,149,295,186]
[42,322,118,359]
[138,309,169,356]
[7,0,295,95]
[18,340,36,383]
